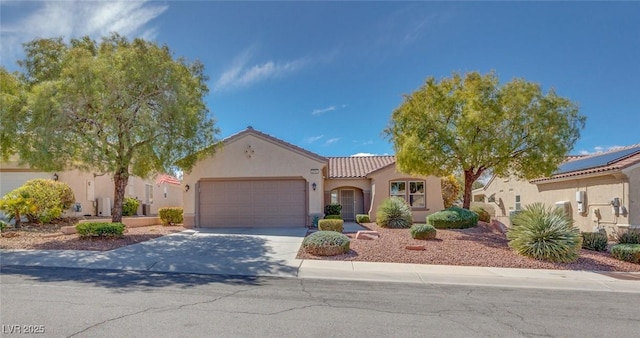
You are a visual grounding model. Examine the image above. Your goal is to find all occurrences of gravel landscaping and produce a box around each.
[296,222,640,272]
[3,219,638,272]
[0,220,184,251]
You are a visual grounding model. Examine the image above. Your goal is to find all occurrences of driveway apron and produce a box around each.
[0,227,308,277]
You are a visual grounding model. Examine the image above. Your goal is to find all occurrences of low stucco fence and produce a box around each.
[60,216,162,234]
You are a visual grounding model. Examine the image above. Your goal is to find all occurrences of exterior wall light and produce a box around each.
[185,184,190,192]
[312,182,317,191]
[53,173,59,181]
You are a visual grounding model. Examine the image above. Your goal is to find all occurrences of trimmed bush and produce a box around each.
[427,207,478,229]
[581,231,608,252]
[471,206,491,223]
[356,214,370,224]
[0,179,75,226]
[159,207,183,226]
[610,244,640,264]
[302,231,350,256]
[376,197,412,228]
[0,220,8,232]
[617,231,640,244]
[325,204,342,216]
[410,224,437,240]
[324,214,342,220]
[507,203,582,263]
[318,219,344,232]
[76,222,125,238]
[122,197,140,216]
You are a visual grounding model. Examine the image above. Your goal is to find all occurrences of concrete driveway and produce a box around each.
[1,227,308,277]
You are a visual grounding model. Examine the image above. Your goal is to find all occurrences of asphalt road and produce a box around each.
[1,266,639,338]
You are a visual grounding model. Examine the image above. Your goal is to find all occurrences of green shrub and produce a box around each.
[122,197,140,216]
[471,206,491,223]
[581,231,608,252]
[302,231,350,256]
[325,204,342,216]
[356,214,370,223]
[376,197,412,228]
[507,203,582,263]
[410,224,437,240]
[0,220,9,232]
[427,207,478,229]
[617,231,640,244]
[76,222,125,238]
[159,207,183,226]
[610,244,640,264]
[0,179,75,225]
[318,219,344,232]
[324,214,342,220]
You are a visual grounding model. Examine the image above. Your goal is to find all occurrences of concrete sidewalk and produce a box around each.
[2,228,639,293]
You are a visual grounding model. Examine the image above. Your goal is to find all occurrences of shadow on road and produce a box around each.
[0,265,268,290]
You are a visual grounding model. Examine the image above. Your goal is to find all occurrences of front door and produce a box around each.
[340,189,355,221]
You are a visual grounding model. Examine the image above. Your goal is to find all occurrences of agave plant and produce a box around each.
[507,203,582,263]
[376,197,413,228]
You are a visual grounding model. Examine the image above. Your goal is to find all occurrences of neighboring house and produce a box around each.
[182,127,443,228]
[474,145,640,234]
[0,160,182,218]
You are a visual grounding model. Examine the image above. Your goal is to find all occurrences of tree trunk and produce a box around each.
[462,170,476,210]
[112,169,129,223]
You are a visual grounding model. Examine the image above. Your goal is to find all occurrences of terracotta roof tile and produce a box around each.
[328,156,396,178]
[531,144,640,183]
[155,174,181,186]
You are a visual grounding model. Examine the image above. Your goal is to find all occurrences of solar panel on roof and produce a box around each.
[555,146,640,174]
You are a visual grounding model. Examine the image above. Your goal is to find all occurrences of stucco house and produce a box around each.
[0,160,183,218]
[182,127,444,228]
[473,145,640,235]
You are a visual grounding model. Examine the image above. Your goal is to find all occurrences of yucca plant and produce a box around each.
[376,197,413,228]
[507,203,582,263]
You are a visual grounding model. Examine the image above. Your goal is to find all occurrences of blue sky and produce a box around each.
[2,1,639,157]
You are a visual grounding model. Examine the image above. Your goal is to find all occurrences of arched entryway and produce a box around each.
[327,187,365,221]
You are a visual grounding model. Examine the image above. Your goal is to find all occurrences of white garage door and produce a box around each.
[198,179,306,227]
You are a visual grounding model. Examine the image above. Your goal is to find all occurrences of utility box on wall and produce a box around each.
[576,191,586,213]
[555,201,572,219]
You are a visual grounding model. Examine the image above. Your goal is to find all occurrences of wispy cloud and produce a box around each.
[306,135,324,143]
[311,103,347,116]
[214,47,308,92]
[578,145,623,155]
[324,137,340,146]
[1,1,167,66]
[311,106,336,115]
[351,152,377,157]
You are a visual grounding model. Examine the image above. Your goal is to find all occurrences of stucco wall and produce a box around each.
[481,173,632,233]
[182,133,326,226]
[625,165,640,225]
[1,161,182,218]
[368,165,443,223]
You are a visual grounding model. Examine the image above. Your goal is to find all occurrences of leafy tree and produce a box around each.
[385,71,585,209]
[0,67,27,157]
[1,34,219,222]
[440,174,461,208]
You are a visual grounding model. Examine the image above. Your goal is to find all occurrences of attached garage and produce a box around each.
[198,179,307,227]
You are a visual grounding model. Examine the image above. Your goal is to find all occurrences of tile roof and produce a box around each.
[531,144,640,183]
[328,156,396,178]
[155,174,181,186]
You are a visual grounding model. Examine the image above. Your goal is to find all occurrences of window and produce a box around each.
[390,180,425,208]
[515,195,521,211]
[330,190,339,204]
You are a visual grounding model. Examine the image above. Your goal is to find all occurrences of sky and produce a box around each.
[1,1,639,157]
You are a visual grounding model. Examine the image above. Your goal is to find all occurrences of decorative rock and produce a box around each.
[355,230,380,240]
[60,226,76,235]
[405,244,425,251]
